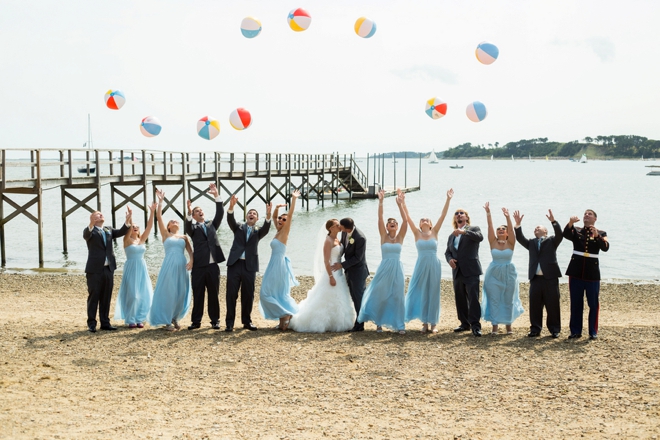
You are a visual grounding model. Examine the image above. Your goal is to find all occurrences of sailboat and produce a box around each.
[490,154,493,161]
[511,155,515,161]
[77,114,96,174]
[529,154,534,162]
[579,154,587,164]
[428,149,439,164]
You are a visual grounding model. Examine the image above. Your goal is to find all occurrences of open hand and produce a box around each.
[208,183,219,198]
[483,202,490,213]
[513,210,524,225]
[546,209,555,223]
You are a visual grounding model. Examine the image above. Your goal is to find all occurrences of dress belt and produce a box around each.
[573,250,598,259]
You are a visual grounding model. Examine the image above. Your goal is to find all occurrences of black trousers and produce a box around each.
[190,263,220,326]
[346,266,368,328]
[529,276,561,334]
[453,271,481,330]
[86,267,114,328]
[226,260,256,327]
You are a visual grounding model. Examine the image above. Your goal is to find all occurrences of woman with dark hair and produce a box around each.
[400,188,453,333]
[358,189,408,334]
[288,218,356,333]
[259,190,301,331]
[113,202,157,328]
[148,189,194,331]
[481,202,523,335]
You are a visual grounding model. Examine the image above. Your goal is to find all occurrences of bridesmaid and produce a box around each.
[401,188,453,333]
[148,189,194,331]
[481,203,524,335]
[259,190,301,331]
[358,189,407,334]
[113,202,157,328]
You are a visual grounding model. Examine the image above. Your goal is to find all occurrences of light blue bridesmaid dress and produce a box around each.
[358,242,405,331]
[405,239,441,324]
[148,237,191,326]
[259,238,299,320]
[481,248,524,325]
[114,244,153,325]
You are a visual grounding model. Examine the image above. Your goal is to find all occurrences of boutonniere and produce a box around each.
[349,238,355,245]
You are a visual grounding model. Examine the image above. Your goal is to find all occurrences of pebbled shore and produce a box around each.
[1,273,659,439]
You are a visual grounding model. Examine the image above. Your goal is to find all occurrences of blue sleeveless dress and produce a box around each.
[405,239,441,324]
[358,242,405,331]
[114,244,153,325]
[481,248,524,325]
[148,237,192,326]
[259,238,299,320]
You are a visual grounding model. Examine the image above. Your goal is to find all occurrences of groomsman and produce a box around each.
[445,208,483,336]
[185,183,226,330]
[83,207,132,332]
[513,209,563,338]
[333,218,369,332]
[563,209,609,340]
[225,195,272,332]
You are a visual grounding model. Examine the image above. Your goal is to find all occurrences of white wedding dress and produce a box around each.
[288,243,357,333]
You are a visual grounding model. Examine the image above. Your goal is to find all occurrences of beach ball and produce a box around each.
[241,16,262,38]
[104,90,125,110]
[475,41,499,65]
[229,108,252,130]
[466,101,487,122]
[288,8,311,32]
[425,97,447,120]
[140,116,162,137]
[197,116,220,140]
[354,17,377,38]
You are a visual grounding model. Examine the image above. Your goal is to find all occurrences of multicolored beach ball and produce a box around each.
[354,17,377,38]
[425,97,447,120]
[104,90,125,110]
[466,101,487,122]
[288,8,311,32]
[241,16,262,38]
[475,41,499,65]
[229,108,252,130]
[197,116,220,140]
[140,116,162,137]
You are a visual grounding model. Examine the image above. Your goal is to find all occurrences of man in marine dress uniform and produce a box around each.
[563,209,610,340]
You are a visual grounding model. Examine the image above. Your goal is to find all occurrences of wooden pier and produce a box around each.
[0,148,421,267]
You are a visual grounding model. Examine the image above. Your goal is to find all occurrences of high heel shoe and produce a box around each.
[376,326,383,333]
[282,315,291,332]
[421,323,428,334]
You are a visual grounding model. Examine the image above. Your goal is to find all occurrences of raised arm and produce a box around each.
[547,209,563,247]
[503,207,515,248]
[513,210,530,249]
[227,195,239,232]
[484,202,496,247]
[377,190,386,240]
[139,202,158,244]
[399,191,420,238]
[155,189,169,239]
[563,215,580,240]
[208,183,224,229]
[279,190,300,245]
[431,188,453,236]
[396,190,408,241]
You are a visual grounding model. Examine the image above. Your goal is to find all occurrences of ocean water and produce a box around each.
[1,158,658,282]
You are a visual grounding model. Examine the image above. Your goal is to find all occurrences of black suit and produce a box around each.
[225,211,271,328]
[83,223,129,328]
[515,222,563,334]
[340,227,369,329]
[444,225,483,331]
[185,200,225,326]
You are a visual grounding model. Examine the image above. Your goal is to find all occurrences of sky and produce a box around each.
[1,0,659,155]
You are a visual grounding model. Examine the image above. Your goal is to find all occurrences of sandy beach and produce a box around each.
[1,272,659,439]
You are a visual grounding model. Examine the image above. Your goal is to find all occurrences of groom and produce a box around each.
[332,218,369,332]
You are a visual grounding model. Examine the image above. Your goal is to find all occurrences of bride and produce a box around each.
[288,219,356,333]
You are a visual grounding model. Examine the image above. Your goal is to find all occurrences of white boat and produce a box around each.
[529,154,534,162]
[511,155,515,161]
[449,164,464,169]
[428,149,439,164]
[490,155,493,161]
[77,114,96,174]
[579,154,587,164]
